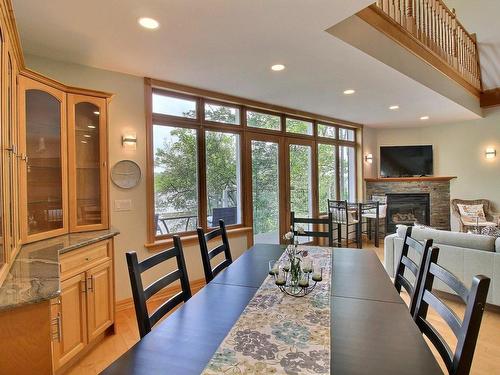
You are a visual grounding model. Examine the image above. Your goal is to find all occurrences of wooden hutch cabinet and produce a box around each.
[18,78,110,243]
[0,1,117,374]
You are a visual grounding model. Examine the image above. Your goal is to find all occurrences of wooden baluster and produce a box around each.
[406,0,416,35]
[383,0,390,14]
[451,8,458,69]
[472,33,482,90]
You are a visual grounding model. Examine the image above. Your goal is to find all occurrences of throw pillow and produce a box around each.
[457,204,486,222]
[481,226,500,238]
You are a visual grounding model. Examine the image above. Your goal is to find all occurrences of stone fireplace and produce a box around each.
[365,176,455,232]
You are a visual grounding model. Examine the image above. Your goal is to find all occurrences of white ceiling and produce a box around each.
[446,0,500,90]
[12,0,480,128]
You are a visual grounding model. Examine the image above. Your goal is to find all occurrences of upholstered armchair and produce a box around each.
[451,199,500,232]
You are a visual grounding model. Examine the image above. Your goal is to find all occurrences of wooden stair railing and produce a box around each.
[373,0,482,93]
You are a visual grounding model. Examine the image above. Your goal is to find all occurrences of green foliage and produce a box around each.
[247,111,280,130]
[251,140,279,235]
[286,119,311,135]
[318,144,336,212]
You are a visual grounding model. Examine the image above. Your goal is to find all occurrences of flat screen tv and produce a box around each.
[380,145,433,177]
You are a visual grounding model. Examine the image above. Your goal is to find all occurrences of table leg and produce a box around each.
[375,216,379,248]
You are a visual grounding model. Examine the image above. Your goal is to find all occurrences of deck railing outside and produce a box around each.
[375,0,482,91]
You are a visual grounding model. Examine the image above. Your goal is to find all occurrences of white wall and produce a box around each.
[364,107,500,229]
[25,54,249,301]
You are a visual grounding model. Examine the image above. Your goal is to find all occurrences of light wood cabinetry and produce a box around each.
[53,240,115,372]
[86,260,114,340]
[52,273,88,369]
[68,94,109,232]
[18,76,68,243]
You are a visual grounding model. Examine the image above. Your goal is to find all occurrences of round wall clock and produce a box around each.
[110,160,141,189]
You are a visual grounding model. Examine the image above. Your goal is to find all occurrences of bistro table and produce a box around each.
[102,244,443,375]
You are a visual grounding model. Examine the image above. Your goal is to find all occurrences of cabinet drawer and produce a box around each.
[60,241,110,277]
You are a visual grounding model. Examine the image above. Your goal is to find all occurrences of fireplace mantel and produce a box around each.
[364,176,457,182]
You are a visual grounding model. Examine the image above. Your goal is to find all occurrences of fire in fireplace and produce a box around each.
[386,193,430,233]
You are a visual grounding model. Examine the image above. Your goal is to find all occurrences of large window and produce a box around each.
[339,145,356,201]
[206,131,242,227]
[153,125,198,235]
[251,140,280,244]
[317,143,336,213]
[148,84,359,242]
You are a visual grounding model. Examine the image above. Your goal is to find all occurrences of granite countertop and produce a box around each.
[0,228,119,312]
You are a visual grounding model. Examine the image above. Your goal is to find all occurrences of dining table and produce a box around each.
[102,244,443,374]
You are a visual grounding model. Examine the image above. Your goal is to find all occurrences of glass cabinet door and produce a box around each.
[68,94,108,231]
[19,76,68,242]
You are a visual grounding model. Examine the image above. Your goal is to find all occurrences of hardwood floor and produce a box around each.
[67,242,500,375]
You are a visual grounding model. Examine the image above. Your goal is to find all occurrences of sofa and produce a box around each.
[384,225,500,306]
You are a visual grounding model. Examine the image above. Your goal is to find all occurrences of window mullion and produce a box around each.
[198,128,208,230]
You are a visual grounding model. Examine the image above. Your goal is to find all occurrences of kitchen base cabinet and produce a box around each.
[51,273,88,370]
[52,239,115,373]
[0,301,53,374]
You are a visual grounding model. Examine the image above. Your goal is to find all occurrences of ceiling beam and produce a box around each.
[480,88,500,108]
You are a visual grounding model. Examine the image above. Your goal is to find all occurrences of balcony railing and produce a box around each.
[374,0,482,92]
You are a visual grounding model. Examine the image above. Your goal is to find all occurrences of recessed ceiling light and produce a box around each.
[93,111,100,115]
[271,64,285,71]
[389,105,399,110]
[84,134,92,138]
[81,140,87,144]
[420,116,430,120]
[138,17,160,30]
[343,89,355,95]
[88,125,96,129]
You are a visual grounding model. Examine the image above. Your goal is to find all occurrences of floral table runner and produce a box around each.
[202,246,332,375]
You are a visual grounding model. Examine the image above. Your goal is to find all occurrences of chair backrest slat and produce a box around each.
[395,274,414,297]
[149,292,185,327]
[197,220,232,283]
[413,247,491,375]
[205,228,222,241]
[417,316,454,370]
[429,263,469,303]
[394,226,434,316]
[126,235,191,338]
[212,259,232,277]
[290,211,333,247]
[144,269,182,300]
[138,246,177,273]
[423,289,463,338]
[208,244,226,260]
[400,255,419,276]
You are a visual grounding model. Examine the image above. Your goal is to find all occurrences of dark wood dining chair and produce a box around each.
[290,211,334,247]
[413,248,490,375]
[394,226,434,316]
[126,235,192,338]
[327,199,360,248]
[197,219,232,284]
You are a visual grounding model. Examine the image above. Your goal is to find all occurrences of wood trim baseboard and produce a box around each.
[144,226,253,252]
[480,88,500,108]
[115,278,206,312]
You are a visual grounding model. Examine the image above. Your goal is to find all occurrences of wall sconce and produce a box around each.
[122,133,137,150]
[365,153,373,164]
[485,147,496,159]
